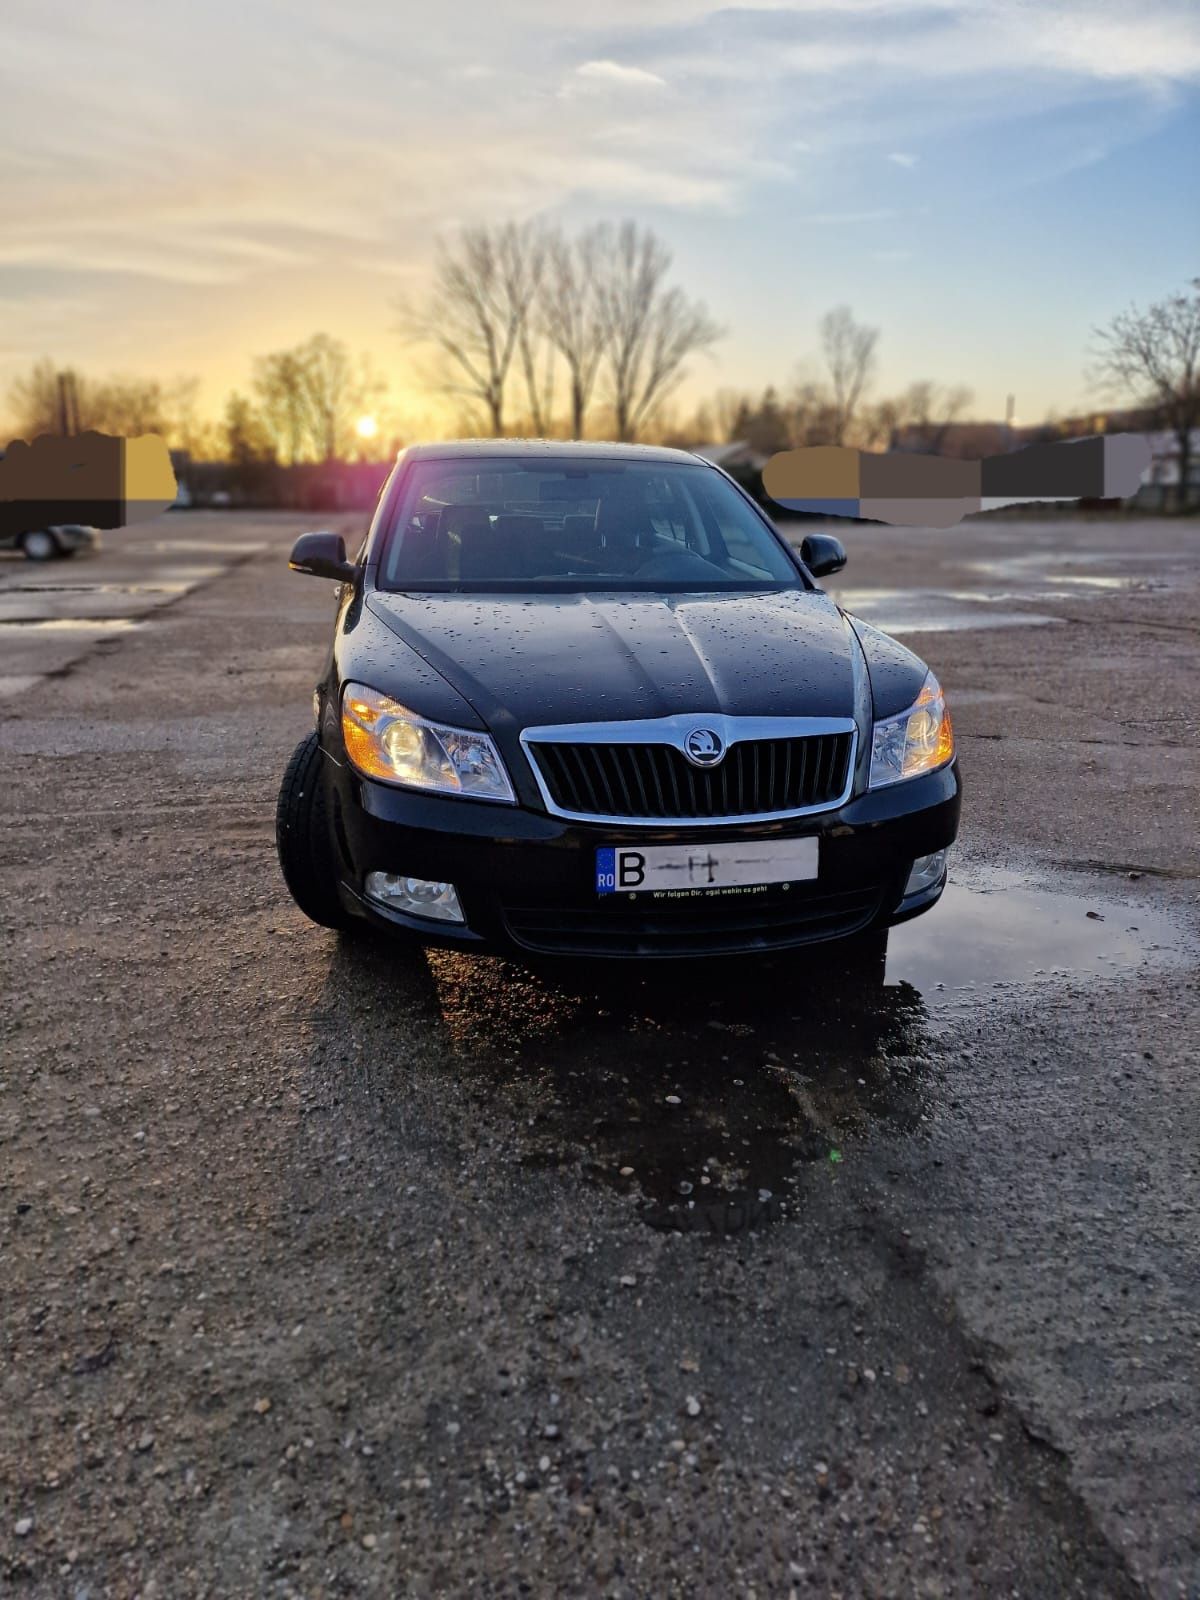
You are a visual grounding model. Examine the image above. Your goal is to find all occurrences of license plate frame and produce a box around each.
[595,837,819,899]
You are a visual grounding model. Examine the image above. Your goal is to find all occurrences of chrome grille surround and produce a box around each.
[520,712,858,826]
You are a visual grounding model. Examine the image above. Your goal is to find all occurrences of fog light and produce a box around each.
[364,872,465,923]
[905,849,949,896]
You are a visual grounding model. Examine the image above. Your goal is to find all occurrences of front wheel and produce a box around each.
[275,733,353,930]
[22,528,59,561]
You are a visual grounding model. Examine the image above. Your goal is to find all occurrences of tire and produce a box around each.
[275,733,354,930]
[22,528,59,561]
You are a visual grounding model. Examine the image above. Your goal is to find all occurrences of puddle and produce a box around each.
[147,540,267,556]
[425,942,926,1233]
[835,587,1058,634]
[940,580,1162,604]
[864,608,1058,635]
[0,675,40,699]
[0,586,190,625]
[939,688,1015,706]
[885,871,1184,1020]
[2,582,192,597]
[963,554,1160,583]
[399,868,1189,1235]
[0,617,140,632]
[0,567,224,626]
[830,552,1174,635]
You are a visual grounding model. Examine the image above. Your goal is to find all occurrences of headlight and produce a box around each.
[869,671,954,788]
[341,683,515,802]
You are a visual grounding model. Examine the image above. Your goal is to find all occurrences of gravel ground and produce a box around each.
[1,510,1197,1599]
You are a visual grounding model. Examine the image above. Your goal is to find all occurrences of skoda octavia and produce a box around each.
[277,442,960,959]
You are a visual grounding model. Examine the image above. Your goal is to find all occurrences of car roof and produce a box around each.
[398,439,707,467]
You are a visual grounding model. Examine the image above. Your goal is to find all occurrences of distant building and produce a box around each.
[1134,429,1200,509]
[697,422,1197,512]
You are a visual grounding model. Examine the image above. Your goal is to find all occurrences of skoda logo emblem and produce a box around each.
[684,727,725,766]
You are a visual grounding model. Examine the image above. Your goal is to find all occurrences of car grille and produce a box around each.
[502,883,882,958]
[527,732,853,821]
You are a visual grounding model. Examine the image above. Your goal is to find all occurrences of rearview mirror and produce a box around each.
[289,530,357,583]
[800,533,847,579]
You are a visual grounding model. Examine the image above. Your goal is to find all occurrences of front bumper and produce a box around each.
[323,747,961,959]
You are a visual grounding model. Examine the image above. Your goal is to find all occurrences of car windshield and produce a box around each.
[376,459,804,593]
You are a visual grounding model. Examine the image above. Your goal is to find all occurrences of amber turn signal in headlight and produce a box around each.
[341,683,515,801]
[869,672,954,787]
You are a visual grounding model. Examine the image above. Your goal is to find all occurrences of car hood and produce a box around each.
[365,589,866,732]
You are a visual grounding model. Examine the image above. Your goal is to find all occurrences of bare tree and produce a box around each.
[592,222,723,442]
[302,334,353,461]
[162,376,205,454]
[87,375,169,436]
[1092,280,1200,509]
[223,392,276,465]
[251,335,381,462]
[711,387,750,443]
[298,334,385,461]
[541,227,608,438]
[6,359,62,438]
[728,386,792,455]
[510,230,552,434]
[820,306,879,445]
[398,222,544,436]
[514,317,555,436]
[6,361,180,440]
[253,349,311,464]
[866,380,973,452]
[790,377,841,447]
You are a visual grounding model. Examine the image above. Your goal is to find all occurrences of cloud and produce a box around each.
[573,59,668,90]
[2,0,1198,420]
[593,0,1200,106]
[796,208,902,225]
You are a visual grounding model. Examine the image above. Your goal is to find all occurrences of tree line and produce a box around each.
[673,307,974,458]
[4,221,725,459]
[7,337,389,468]
[4,216,1196,499]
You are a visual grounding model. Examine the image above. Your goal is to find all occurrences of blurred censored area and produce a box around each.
[377,460,800,592]
[762,434,1153,528]
[0,431,176,538]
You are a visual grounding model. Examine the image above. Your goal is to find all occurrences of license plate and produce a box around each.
[596,838,818,898]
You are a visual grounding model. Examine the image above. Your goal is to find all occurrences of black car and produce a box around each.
[277,441,960,959]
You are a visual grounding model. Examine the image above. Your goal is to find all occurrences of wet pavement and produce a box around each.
[1,510,1198,1598]
[0,518,268,692]
[407,867,1191,1238]
[782,513,1189,636]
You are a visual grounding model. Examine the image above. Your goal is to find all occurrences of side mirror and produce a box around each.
[800,533,847,579]
[289,530,357,583]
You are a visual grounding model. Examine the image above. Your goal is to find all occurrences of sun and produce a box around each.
[354,414,379,440]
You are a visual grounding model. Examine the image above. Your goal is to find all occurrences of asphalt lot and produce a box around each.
[1,509,1197,1599]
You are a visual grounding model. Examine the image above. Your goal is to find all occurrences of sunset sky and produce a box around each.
[3,0,1198,435]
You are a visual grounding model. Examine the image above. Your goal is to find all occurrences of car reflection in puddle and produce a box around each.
[412,870,1186,1235]
[428,934,925,1234]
